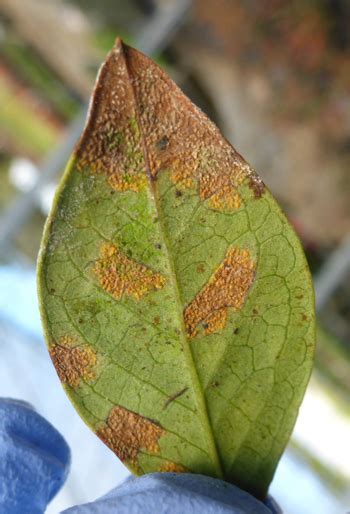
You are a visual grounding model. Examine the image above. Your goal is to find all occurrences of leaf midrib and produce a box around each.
[122,44,224,478]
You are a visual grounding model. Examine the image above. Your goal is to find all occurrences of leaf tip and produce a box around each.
[113,36,126,55]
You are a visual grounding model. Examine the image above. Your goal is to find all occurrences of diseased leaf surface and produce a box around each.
[37,39,315,498]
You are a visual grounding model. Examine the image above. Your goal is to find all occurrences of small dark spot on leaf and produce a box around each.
[233,327,239,335]
[203,323,209,330]
[175,189,182,198]
[78,318,84,324]
[153,316,160,325]
[248,175,265,198]
[252,308,258,315]
[50,288,56,293]
[196,263,205,273]
[155,243,162,250]
[155,135,169,151]
[302,314,308,321]
[211,381,219,388]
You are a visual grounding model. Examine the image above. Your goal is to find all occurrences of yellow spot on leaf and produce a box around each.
[49,337,97,388]
[97,405,164,465]
[169,154,245,211]
[207,183,242,211]
[93,243,166,301]
[160,461,188,473]
[184,247,256,337]
[108,170,147,192]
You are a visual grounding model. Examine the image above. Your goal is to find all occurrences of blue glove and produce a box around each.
[0,398,70,514]
[63,473,280,514]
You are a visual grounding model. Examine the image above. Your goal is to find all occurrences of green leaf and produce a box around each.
[37,39,315,498]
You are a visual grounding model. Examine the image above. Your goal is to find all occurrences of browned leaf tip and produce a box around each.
[75,38,265,207]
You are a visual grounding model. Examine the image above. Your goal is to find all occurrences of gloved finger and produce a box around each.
[0,398,69,467]
[0,398,70,514]
[62,472,279,514]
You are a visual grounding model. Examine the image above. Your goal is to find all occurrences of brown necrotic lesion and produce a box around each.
[49,336,97,388]
[97,405,164,466]
[184,247,256,338]
[93,243,166,301]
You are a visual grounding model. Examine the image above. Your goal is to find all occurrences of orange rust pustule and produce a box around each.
[93,243,165,301]
[75,41,147,192]
[122,42,265,209]
[97,405,164,465]
[160,461,188,473]
[49,337,97,388]
[184,248,256,337]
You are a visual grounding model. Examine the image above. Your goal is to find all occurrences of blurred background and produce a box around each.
[0,0,349,512]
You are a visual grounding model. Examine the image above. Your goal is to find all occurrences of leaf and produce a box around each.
[37,38,315,498]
